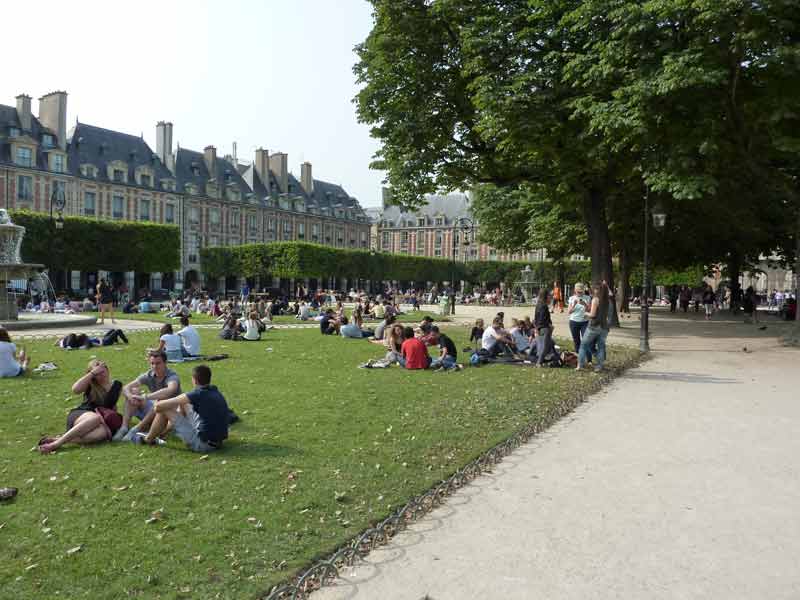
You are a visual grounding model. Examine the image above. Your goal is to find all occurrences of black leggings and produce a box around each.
[101,329,128,346]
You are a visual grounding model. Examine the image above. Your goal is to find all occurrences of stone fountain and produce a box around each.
[513,264,541,304]
[0,209,44,321]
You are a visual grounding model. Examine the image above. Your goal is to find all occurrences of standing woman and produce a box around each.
[577,282,611,372]
[534,288,553,366]
[97,278,116,325]
[552,281,564,313]
[567,283,591,355]
[38,359,123,453]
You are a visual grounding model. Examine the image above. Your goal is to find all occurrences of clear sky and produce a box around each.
[0,0,386,207]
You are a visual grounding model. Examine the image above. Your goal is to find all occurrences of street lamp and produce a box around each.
[50,186,67,288]
[640,190,667,352]
[449,217,474,313]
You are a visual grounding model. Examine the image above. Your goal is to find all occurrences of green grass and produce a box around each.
[1,327,638,599]
[110,310,448,327]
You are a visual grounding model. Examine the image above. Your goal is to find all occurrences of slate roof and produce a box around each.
[0,103,60,169]
[174,147,252,199]
[66,122,173,183]
[377,193,471,226]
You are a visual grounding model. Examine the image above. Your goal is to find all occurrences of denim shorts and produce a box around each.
[172,410,216,453]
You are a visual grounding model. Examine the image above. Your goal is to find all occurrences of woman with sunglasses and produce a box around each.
[38,359,124,454]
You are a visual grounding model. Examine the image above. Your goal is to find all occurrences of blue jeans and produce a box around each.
[578,326,608,369]
[569,320,588,354]
[431,355,456,370]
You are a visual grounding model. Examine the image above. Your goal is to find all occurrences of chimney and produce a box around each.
[204,145,217,176]
[269,152,288,194]
[254,147,270,188]
[156,121,173,165]
[16,94,32,131]
[381,186,393,210]
[38,91,68,150]
[301,161,313,194]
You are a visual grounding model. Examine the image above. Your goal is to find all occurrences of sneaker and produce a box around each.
[112,426,129,442]
[134,433,165,446]
[122,425,140,442]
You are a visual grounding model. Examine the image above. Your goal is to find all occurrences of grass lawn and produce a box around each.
[1,326,638,599]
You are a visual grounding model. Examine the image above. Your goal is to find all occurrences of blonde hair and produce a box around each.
[86,359,107,406]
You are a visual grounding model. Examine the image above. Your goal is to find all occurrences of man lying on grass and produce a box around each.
[139,364,230,452]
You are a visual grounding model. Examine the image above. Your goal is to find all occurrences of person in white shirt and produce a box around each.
[481,317,514,358]
[297,302,313,320]
[567,282,592,355]
[177,316,201,357]
[0,328,28,377]
[158,323,184,362]
[242,311,265,341]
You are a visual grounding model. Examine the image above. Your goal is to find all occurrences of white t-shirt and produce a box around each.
[481,326,500,351]
[243,319,262,340]
[178,326,201,356]
[160,333,183,353]
[0,341,21,377]
[299,304,311,319]
[568,294,591,322]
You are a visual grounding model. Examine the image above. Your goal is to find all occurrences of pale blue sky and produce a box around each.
[1,0,386,206]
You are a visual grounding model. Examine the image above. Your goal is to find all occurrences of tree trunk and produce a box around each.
[619,244,631,313]
[584,188,619,326]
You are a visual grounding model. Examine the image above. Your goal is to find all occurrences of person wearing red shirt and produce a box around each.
[400,326,430,370]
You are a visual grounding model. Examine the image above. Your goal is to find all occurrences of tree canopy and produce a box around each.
[355,0,800,312]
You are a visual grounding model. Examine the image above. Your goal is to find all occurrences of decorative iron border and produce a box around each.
[263,355,646,599]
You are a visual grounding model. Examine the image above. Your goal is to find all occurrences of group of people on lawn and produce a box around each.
[36,350,230,455]
[344,280,612,372]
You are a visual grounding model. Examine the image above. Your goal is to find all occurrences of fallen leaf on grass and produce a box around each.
[25,564,39,571]
[66,545,83,556]
[198,455,209,461]
[112,485,130,492]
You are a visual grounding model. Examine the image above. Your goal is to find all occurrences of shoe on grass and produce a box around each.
[112,426,129,442]
[0,487,18,501]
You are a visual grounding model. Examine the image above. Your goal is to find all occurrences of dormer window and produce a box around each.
[191,165,200,176]
[81,164,97,178]
[417,217,426,226]
[435,216,444,226]
[113,169,125,183]
[140,174,152,187]
[51,154,65,173]
[224,170,232,182]
[42,134,55,148]
[15,147,32,167]
[8,127,19,138]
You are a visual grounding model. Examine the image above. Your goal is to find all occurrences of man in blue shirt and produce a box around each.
[141,365,229,452]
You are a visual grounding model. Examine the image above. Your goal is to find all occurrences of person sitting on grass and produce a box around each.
[219,314,242,340]
[177,315,201,358]
[319,309,338,335]
[38,359,123,454]
[340,316,363,339]
[430,326,460,371]
[242,311,266,341]
[122,299,139,314]
[117,349,182,442]
[0,327,29,378]
[159,323,184,362]
[371,313,395,343]
[140,365,229,452]
[469,319,484,346]
[481,316,515,358]
[400,326,430,370]
[509,318,533,357]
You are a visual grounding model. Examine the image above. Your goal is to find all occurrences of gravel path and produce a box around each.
[313,319,800,600]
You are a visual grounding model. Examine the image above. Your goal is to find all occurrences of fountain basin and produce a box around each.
[1,312,99,331]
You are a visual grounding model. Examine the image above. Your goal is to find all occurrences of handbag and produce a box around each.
[95,407,123,435]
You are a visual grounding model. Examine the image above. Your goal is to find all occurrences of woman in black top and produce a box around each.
[38,359,123,453]
[97,278,116,325]
[534,288,554,366]
[469,319,484,345]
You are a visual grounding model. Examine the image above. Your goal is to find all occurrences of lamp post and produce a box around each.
[450,217,475,296]
[50,186,66,289]
[640,189,667,352]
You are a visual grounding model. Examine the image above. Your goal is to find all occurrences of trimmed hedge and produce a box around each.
[201,242,591,287]
[11,210,180,273]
